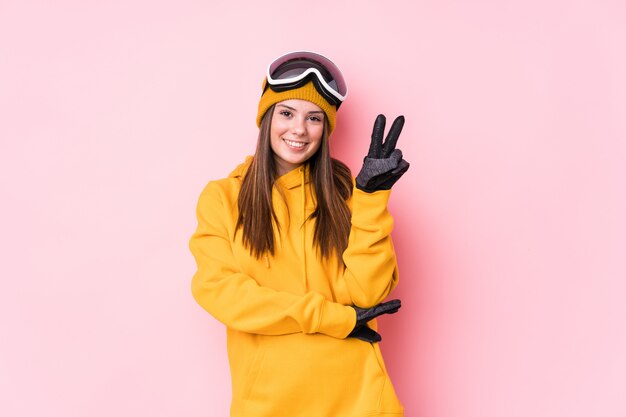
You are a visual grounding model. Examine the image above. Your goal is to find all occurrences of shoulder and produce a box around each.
[197,177,241,212]
[198,156,252,198]
[200,176,241,195]
[196,160,250,210]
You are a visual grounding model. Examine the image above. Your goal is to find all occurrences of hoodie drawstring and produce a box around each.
[301,166,308,289]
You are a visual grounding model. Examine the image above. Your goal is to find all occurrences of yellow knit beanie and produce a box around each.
[256,80,337,134]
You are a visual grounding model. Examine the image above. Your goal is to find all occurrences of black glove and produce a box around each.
[349,326,382,343]
[356,115,410,193]
[347,299,402,343]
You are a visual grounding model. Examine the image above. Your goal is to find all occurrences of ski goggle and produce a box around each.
[264,51,348,108]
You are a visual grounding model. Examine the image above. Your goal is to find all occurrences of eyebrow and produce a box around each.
[277,104,324,115]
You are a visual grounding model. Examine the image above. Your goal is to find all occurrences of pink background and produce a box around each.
[1,1,625,416]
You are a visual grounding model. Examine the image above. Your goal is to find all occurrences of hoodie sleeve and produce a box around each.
[190,181,356,338]
[341,186,399,308]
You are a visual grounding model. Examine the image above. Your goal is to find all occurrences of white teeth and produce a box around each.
[284,139,306,148]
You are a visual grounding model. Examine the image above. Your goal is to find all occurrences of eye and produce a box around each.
[279,110,292,118]
[308,115,323,122]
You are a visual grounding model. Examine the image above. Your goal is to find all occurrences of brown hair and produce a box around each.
[236,105,353,259]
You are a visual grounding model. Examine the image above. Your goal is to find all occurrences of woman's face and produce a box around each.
[270,99,325,176]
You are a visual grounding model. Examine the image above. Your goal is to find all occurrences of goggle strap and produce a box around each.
[267,67,346,102]
[264,73,342,109]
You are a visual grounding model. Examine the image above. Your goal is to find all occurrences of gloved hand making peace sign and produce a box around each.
[356,115,410,192]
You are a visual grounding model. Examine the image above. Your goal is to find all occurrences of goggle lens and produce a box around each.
[273,64,340,93]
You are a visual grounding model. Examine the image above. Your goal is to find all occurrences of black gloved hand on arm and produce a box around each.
[347,299,402,343]
[349,326,382,343]
[356,115,410,193]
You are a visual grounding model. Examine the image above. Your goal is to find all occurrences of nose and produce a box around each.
[291,116,306,136]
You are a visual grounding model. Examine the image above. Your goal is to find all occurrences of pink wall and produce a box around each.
[1,1,625,416]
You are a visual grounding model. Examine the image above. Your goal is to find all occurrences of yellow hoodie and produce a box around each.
[190,157,404,417]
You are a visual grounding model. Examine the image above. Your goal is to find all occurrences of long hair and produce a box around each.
[236,104,353,259]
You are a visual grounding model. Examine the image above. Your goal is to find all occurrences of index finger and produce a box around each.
[368,114,386,158]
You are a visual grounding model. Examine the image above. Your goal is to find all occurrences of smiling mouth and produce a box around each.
[283,139,308,149]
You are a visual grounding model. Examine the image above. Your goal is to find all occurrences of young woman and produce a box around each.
[190,51,409,417]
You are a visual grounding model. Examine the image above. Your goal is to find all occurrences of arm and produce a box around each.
[341,114,410,307]
[190,182,356,338]
[340,186,399,308]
